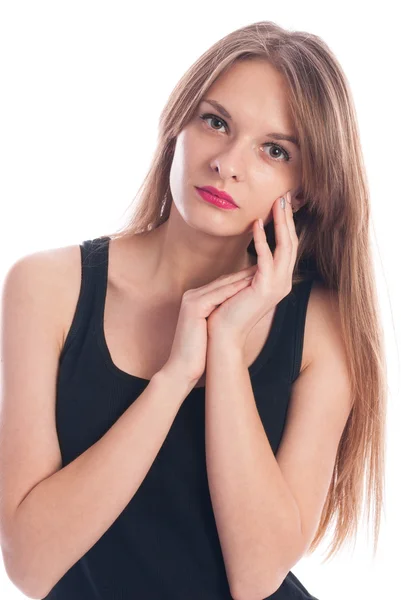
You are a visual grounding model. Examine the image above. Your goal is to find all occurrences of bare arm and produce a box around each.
[11,368,190,598]
[0,250,192,599]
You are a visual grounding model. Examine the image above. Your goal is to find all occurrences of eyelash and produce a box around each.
[198,112,293,162]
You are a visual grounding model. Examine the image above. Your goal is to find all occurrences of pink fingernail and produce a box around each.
[258,218,264,230]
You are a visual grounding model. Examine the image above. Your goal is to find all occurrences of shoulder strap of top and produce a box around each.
[86,235,111,331]
[289,278,314,383]
[59,236,110,362]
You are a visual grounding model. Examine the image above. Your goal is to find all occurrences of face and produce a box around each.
[169,59,303,236]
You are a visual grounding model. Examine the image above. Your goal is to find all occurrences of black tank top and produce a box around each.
[45,236,319,600]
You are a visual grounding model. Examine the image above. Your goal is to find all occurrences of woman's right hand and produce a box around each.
[162,263,257,388]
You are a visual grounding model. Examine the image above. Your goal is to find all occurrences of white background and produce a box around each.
[0,1,400,598]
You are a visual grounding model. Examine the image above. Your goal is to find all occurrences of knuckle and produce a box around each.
[182,289,195,303]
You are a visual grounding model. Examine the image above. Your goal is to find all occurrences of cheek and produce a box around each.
[169,150,185,192]
[173,128,201,171]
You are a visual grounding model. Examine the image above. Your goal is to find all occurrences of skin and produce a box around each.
[138,58,306,302]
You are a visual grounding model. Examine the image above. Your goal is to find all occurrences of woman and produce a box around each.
[0,20,386,600]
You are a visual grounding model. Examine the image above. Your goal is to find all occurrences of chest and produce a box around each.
[102,279,311,389]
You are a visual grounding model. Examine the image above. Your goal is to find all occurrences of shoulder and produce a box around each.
[1,244,82,355]
[301,279,343,373]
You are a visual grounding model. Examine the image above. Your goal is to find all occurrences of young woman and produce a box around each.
[0,20,386,600]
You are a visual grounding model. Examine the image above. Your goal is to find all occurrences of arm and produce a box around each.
[0,253,193,599]
[205,286,352,600]
[10,367,190,598]
[205,342,302,600]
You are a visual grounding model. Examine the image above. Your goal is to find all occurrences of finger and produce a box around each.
[252,218,273,276]
[197,263,257,295]
[201,276,253,315]
[273,194,294,274]
[283,192,299,266]
[285,195,298,240]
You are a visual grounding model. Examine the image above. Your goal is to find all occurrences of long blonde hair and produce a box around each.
[100,21,387,563]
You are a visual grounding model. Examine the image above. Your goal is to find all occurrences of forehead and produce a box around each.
[200,61,297,141]
[206,59,289,100]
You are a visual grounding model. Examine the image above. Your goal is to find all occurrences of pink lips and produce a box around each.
[198,186,238,207]
[195,187,239,210]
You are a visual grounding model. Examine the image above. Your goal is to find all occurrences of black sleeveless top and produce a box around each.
[45,236,319,600]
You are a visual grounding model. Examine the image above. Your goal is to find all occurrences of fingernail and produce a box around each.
[280,197,286,210]
[286,192,292,204]
[258,218,264,229]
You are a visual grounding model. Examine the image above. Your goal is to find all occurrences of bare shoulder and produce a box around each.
[301,278,343,373]
[43,244,83,353]
[2,244,82,356]
[40,244,83,354]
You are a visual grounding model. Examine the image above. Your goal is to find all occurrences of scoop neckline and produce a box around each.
[95,237,289,391]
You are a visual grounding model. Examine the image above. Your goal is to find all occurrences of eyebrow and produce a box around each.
[202,98,300,149]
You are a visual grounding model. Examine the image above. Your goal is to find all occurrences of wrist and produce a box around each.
[207,334,246,363]
[154,364,196,395]
[207,324,245,348]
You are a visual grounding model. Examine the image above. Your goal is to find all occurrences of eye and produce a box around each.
[198,112,293,163]
[199,113,229,133]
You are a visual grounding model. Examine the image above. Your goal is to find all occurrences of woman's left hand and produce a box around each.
[207,191,298,348]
